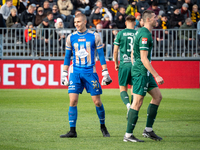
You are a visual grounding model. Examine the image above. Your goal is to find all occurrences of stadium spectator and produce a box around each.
[136,0,149,14]
[20,5,35,27]
[73,0,91,16]
[100,14,111,29]
[180,3,191,19]
[54,18,66,48]
[152,21,163,42]
[134,12,141,29]
[0,0,17,21]
[43,1,52,15]
[115,7,126,29]
[37,17,54,49]
[52,5,63,21]
[176,0,184,9]
[48,0,56,9]
[17,0,28,14]
[191,4,200,28]
[24,22,37,55]
[126,1,138,16]
[135,18,144,30]
[31,3,37,15]
[179,17,196,56]
[170,6,185,28]
[0,14,6,57]
[109,1,119,20]
[57,0,73,21]
[169,0,178,5]
[89,6,102,28]
[91,0,112,21]
[147,1,160,16]
[6,8,21,28]
[60,13,111,138]
[35,7,46,26]
[27,0,42,8]
[157,13,170,38]
[184,0,193,12]
[102,0,113,9]
[69,10,81,28]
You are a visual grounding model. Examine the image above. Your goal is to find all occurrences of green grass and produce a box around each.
[0,89,200,150]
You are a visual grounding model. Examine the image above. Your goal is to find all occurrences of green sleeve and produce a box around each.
[139,34,151,51]
[113,31,121,46]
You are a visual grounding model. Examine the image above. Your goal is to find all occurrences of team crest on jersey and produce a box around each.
[91,80,99,89]
[78,39,86,42]
[142,38,147,44]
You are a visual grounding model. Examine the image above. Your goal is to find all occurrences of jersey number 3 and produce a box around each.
[127,37,134,52]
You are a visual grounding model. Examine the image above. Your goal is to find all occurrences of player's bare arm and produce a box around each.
[113,45,119,71]
[140,50,164,85]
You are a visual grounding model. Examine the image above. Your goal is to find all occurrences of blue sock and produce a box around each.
[96,104,105,125]
[68,106,77,127]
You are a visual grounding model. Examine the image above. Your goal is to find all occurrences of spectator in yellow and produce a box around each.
[126,1,137,16]
[191,4,200,28]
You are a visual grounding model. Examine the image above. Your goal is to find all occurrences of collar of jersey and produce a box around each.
[77,29,88,35]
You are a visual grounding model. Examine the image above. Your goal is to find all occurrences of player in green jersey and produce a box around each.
[123,10,164,143]
[113,15,136,116]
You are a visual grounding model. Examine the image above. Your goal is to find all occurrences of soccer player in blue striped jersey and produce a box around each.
[60,13,112,138]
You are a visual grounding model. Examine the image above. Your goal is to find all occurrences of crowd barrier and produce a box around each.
[0,28,200,60]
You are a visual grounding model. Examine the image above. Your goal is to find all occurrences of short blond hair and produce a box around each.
[193,4,198,9]
[28,5,34,10]
[53,5,58,9]
[10,8,17,13]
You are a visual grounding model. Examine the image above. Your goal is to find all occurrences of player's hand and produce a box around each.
[101,69,112,85]
[62,70,69,86]
[155,75,164,85]
[115,64,119,71]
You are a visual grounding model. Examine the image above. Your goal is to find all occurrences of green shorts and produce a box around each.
[132,74,158,96]
[118,66,132,86]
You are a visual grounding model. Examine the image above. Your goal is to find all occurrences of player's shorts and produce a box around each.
[68,73,102,96]
[132,73,158,96]
[118,66,132,86]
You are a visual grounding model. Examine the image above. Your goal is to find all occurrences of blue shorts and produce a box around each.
[68,73,102,96]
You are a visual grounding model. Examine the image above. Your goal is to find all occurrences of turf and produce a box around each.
[0,89,200,150]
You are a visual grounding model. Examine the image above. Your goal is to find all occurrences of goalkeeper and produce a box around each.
[60,13,112,138]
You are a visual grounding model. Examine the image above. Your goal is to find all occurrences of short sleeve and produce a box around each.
[66,34,72,51]
[94,32,103,50]
[139,34,151,51]
[113,31,121,46]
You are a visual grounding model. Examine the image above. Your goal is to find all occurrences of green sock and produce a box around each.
[126,108,138,133]
[120,91,130,105]
[131,95,133,104]
[146,103,159,128]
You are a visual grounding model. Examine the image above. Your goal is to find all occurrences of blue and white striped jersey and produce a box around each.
[66,29,104,73]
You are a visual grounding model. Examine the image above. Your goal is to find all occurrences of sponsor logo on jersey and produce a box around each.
[78,38,86,42]
[142,38,147,44]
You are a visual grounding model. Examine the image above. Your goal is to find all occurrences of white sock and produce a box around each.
[125,133,132,137]
[145,127,153,132]
[126,103,130,109]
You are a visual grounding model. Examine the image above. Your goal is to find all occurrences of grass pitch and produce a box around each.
[0,89,200,150]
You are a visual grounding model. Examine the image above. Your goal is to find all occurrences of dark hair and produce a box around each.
[125,15,136,22]
[152,1,158,6]
[46,11,53,16]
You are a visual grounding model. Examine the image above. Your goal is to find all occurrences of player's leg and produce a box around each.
[60,93,79,138]
[130,85,134,104]
[120,85,131,110]
[92,95,110,137]
[143,85,163,141]
[124,93,144,142]
[60,73,83,138]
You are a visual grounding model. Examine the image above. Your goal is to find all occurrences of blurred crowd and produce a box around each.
[0,0,200,57]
